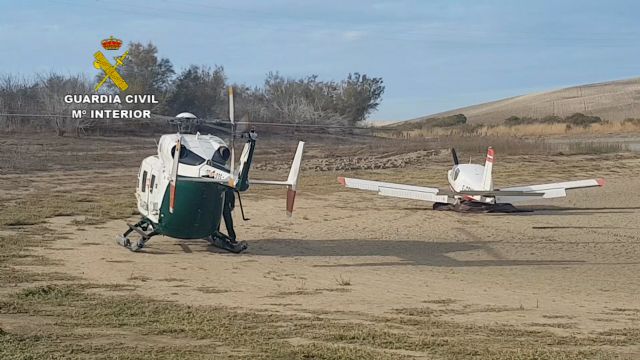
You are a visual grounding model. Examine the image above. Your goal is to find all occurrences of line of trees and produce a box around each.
[0,42,385,135]
[504,113,605,128]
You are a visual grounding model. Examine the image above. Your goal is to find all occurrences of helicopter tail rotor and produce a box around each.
[285,141,305,217]
[251,141,305,217]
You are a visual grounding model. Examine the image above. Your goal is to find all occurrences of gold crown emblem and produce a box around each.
[101,36,123,51]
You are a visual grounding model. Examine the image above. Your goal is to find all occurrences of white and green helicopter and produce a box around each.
[117,87,304,253]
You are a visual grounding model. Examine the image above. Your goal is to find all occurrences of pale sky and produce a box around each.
[1,0,639,121]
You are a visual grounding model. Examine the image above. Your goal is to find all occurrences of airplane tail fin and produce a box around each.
[482,147,494,190]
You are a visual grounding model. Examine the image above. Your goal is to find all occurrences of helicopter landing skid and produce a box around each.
[207,232,248,253]
[116,219,158,252]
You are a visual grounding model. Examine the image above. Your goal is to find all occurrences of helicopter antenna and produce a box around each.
[228,86,236,184]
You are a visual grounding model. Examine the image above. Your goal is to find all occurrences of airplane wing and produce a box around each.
[496,178,605,203]
[338,177,452,203]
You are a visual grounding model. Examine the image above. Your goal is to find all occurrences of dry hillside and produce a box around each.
[404,77,640,125]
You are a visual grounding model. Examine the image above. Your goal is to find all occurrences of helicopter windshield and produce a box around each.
[171,146,206,166]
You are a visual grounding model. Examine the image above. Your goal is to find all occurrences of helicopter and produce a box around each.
[116,87,305,253]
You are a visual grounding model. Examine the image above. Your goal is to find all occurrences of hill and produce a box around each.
[400,77,640,125]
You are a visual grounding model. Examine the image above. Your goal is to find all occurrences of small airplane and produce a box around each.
[338,147,605,212]
[117,87,304,253]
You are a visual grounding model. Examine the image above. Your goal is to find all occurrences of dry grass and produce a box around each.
[0,284,634,359]
[403,77,640,125]
[391,120,640,138]
[0,190,135,228]
[0,134,156,174]
[334,275,352,286]
[195,286,230,294]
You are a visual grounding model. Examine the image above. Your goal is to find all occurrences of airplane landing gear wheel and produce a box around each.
[433,202,452,211]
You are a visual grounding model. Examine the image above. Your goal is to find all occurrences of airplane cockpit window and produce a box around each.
[453,168,460,180]
[171,146,205,166]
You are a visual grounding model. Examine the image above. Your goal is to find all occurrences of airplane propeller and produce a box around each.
[451,148,459,165]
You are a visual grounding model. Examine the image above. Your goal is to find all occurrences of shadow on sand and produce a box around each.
[240,238,584,268]
[400,205,640,216]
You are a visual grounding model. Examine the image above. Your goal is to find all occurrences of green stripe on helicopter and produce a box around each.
[157,181,226,239]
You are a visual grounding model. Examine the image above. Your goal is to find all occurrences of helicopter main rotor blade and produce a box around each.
[169,136,181,214]
[197,121,232,134]
[228,86,236,183]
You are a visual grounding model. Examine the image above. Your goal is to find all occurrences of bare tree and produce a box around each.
[37,73,94,136]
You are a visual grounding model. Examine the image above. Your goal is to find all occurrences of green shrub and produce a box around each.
[564,113,603,127]
[622,118,640,126]
[430,114,467,127]
[504,113,604,127]
[504,116,538,126]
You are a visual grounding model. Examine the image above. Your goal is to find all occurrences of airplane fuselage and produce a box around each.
[447,164,495,204]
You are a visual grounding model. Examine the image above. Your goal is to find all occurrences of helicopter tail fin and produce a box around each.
[251,141,305,217]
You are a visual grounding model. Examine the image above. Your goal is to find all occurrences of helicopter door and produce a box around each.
[137,157,163,222]
[138,168,150,216]
[137,160,154,217]
[145,172,153,214]
[146,158,163,222]
[147,170,160,217]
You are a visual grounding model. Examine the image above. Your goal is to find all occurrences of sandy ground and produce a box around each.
[25,173,640,337]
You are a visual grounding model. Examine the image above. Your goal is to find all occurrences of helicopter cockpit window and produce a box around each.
[150,175,156,193]
[171,146,205,166]
[453,168,460,181]
[210,146,231,171]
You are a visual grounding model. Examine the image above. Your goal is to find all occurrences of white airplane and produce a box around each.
[338,147,605,211]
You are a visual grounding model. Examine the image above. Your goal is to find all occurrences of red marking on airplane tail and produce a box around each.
[337,177,346,186]
[486,147,495,163]
[596,178,606,187]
